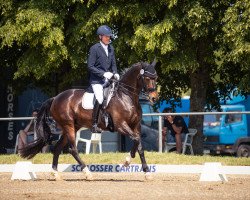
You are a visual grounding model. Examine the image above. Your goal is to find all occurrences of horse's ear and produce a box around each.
[151,58,157,68]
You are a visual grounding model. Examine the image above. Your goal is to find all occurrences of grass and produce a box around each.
[0,152,249,166]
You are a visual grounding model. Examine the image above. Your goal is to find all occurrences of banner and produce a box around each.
[0,85,18,149]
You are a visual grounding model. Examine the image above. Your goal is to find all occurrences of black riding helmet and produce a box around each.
[97,25,113,37]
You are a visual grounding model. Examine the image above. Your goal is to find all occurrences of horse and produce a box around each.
[19,61,158,180]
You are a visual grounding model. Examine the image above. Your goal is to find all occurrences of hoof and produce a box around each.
[123,154,131,167]
[123,160,130,167]
[51,170,62,181]
[86,172,93,181]
[145,172,153,181]
[83,167,93,181]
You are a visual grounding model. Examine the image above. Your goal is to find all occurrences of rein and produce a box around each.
[111,63,157,99]
[112,80,140,96]
[112,76,154,98]
[118,82,149,97]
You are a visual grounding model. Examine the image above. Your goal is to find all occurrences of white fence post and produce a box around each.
[158,116,162,153]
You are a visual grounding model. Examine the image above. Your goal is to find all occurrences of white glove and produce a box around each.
[103,72,113,79]
[114,73,120,80]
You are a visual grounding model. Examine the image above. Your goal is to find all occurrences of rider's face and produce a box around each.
[100,35,111,45]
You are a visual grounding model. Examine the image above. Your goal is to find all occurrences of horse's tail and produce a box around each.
[19,98,54,159]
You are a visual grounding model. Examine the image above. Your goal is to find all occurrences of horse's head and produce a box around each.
[119,60,158,103]
[140,60,158,103]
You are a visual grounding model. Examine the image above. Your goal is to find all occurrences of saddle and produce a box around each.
[82,81,116,131]
[82,81,116,110]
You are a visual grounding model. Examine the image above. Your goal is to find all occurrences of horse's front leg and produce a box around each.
[137,140,150,173]
[124,137,141,166]
[118,124,137,167]
[138,142,153,180]
[119,124,151,177]
[122,134,137,167]
[126,137,152,180]
[130,138,150,171]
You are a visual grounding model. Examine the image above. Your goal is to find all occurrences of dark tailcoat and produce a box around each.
[87,42,117,84]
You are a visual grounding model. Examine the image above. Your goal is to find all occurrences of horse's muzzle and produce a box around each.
[148,90,158,103]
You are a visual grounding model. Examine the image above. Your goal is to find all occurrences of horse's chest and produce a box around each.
[110,96,141,123]
[115,105,140,123]
[128,107,141,123]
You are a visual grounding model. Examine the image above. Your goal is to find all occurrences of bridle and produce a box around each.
[111,62,158,100]
[138,66,157,94]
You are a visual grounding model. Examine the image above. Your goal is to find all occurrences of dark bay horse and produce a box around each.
[19,61,158,180]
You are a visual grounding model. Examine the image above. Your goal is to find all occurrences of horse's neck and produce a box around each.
[121,66,143,93]
[120,77,142,95]
[118,70,142,105]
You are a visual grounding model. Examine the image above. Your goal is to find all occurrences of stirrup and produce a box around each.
[91,124,102,133]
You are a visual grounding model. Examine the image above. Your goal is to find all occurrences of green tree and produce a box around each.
[79,0,250,154]
[0,0,249,154]
[114,0,250,154]
[0,0,88,95]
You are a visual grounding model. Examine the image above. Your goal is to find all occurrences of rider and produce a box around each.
[87,25,120,133]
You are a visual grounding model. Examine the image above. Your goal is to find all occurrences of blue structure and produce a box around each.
[204,93,250,157]
[159,92,250,157]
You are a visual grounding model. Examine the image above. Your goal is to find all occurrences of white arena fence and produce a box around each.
[1,111,250,153]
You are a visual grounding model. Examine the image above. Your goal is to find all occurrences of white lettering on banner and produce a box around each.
[7,85,14,141]
[71,164,157,173]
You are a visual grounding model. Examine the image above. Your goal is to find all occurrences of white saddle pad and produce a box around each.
[82,92,95,109]
[82,83,115,110]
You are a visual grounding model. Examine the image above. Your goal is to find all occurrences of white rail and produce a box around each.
[1,111,250,153]
[0,117,35,121]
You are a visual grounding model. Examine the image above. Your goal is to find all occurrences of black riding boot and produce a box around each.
[91,101,102,133]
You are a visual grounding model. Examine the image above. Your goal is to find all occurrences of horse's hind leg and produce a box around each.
[66,129,93,180]
[51,134,68,180]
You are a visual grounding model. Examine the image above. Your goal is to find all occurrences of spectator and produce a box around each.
[17,109,62,153]
[162,107,188,153]
[17,109,39,153]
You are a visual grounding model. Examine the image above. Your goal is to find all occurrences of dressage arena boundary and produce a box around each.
[0,162,250,181]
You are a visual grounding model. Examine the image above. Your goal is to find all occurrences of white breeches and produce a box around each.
[91,84,104,104]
